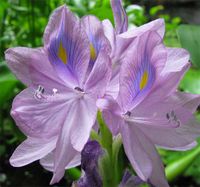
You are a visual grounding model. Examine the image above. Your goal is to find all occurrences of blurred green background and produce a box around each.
[0,0,200,186]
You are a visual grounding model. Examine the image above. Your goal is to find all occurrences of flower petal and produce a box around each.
[70,96,97,151]
[104,20,164,100]
[102,19,116,56]
[119,18,165,39]
[11,88,75,138]
[118,31,167,111]
[5,47,65,89]
[106,72,120,99]
[121,124,169,187]
[43,6,63,46]
[119,170,146,187]
[10,136,57,167]
[140,48,190,103]
[84,52,112,98]
[50,100,81,184]
[97,96,122,135]
[172,92,200,113]
[47,5,90,87]
[51,97,97,184]
[110,19,165,67]
[111,0,128,34]
[136,123,197,151]
[81,15,111,72]
[131,92,200,150]
[40,151,81,172]
[162,47,190,73]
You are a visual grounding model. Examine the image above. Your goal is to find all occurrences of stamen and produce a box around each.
[52,88,58,95]
[166,113,170,120]
[124,111,131,117]
[166,110,180,127]
[74,87,84,93]
[122,111,132,121]
[34,85,45,99]
[123,110,180,128]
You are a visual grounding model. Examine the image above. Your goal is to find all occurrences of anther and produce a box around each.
[74,87,84,93]
[34,85,45,99]
[124,111,131,117]
[52,88,58,95]
[166,110,180,127]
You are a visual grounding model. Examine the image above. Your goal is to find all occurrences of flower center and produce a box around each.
[124,111,131,117]
[122,111,132,121]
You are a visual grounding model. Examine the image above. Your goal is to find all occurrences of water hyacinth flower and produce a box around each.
[97,30,200,187]
[5,0,200,187]
[104,0,165,98]
[74,140,103,187]
[5,5,111,184]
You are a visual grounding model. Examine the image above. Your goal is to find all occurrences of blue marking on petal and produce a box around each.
[87,34,100,71]
[133,59,156,101]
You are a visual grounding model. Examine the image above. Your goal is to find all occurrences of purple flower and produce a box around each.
[104,0,165,99]
[97,30,200,187]
[5,5,111,184]
[110,0,128,34]
[75,140,103,187]
[119,170,150,187]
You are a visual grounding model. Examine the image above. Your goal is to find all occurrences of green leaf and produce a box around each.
[149,5,163,17]
[177,25,200,68]
[166,145,200,182]
[0,65,18,105]
[0,145,6,156]
[66,168,81,181]
[179,68,200,94]
[97,111,121,187]
[97,111,113,156]
[11,5,28,12]
[99,151,115,187]
[89,7,114,24]
[112,135,123,184]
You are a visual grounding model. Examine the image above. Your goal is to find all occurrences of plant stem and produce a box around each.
[97,111,123,187]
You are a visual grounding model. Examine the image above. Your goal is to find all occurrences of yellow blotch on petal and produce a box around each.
[90,43,96,61]
[58,43,67,64]
[140,71,148,90]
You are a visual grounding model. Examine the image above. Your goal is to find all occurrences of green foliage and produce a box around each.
[166,145,200,182]
[125,4,181,47]
[177,25,200,68]
[126,5,147,26]
[0,63,18,105]
[178,25,200,95]
[149,6,181,47]
[97,112,124,187]
[185,151,200,185]
[180,69,200,94]
[149,5,164,17]
[65,168,81,181]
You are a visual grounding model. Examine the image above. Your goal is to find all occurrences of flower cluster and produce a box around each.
[5,0,200,186]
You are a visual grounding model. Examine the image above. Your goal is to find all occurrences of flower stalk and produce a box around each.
[97,111,123,187]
